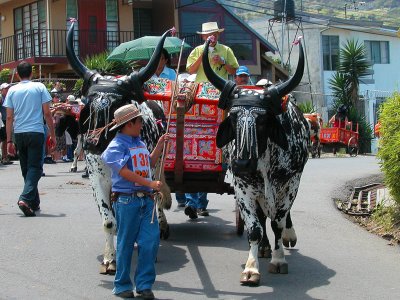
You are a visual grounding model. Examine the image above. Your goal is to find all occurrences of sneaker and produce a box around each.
[197,208,209,216]
[17,200,36,217]
[184,205,198,219]
[136,289,154,299]
[115,290,134,298]
[1,160,13,165]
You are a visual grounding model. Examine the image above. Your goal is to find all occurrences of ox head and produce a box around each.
[66,22,169,152]
[203,38,304,175]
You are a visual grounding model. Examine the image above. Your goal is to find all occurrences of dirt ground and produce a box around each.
[334,173,400,246]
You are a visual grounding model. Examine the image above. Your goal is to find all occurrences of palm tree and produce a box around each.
[337,39,370,107]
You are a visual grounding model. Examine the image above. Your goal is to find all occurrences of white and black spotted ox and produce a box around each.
[66,23,172,275]
[203,37,310,285]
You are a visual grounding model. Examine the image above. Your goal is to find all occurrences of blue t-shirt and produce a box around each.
[101,133,152,193]
[150,66,177,81]
[4,80,52,134]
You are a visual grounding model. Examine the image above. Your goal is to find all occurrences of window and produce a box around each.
[66,0,79,54]
[134,8,152,38]
[364,41,389,64]
[106,0,119,50]
[322,35,339,71]
[14,0,47,59]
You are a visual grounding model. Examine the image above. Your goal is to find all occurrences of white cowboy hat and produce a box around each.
[196,22,224,34]
[110,104,143,131]
[256,79,273,87]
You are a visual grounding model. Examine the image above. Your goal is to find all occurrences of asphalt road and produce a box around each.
[0,155,399,300]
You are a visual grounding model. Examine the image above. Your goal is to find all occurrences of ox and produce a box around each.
[66,23,172,274]
[304,113,323,158]
[203,38,309,285]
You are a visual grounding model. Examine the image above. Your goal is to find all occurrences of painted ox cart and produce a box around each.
[320,119,359,156]
[143,78,234,194]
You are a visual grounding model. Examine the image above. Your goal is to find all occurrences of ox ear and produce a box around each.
[216,116,235,148]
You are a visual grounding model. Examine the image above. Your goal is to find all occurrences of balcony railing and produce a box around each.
[0,28,201,66]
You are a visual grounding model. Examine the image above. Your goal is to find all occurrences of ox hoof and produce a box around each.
[99,261,116,275]
[240,272,260,286]
[70,167,77,172]
[268,262,288,274]
[160,224,170,240]
[282,238,297,248]
[258,247,272,258]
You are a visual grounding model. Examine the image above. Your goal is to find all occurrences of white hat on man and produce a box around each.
[196,22,225,34]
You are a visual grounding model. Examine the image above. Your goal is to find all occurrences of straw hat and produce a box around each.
[110,104,143,131]
[196,22,224,34]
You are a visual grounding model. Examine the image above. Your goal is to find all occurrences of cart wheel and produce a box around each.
[348,137,358,157]
[236,203,244,236]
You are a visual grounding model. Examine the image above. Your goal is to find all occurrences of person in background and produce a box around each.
[152,48,176,81]
[182,22,240,219]
[101,104,168,299]
[0,83,13,165]
[4,61,56,217]
[234,65,252,86]
[187,21,239,83]
[51,81,65,103]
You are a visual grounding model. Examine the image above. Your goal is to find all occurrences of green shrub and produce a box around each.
[377,92,400,204]
[297,101,316,113]
[0,68,11,83]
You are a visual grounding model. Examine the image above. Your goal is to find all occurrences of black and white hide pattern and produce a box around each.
[224,100,309,285]
[202,36,309,285]
[66,22,172,275]
[53,112,83,172]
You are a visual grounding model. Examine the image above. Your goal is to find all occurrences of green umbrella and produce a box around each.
[107,36,192,61]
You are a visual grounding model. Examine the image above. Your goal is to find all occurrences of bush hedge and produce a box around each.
[377,92,400,204]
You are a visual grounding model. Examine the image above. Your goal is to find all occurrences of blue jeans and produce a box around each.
[112,194,160,294]
[14,132,44,208]
[178,192,208,209]
[41,125,48,167]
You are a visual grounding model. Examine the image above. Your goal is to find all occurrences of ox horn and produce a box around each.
[66,22,93,79]
[203,38,236,110]
[129,29,171,103]
[276,40,304,98]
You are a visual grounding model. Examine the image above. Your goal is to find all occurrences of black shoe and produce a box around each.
[42,172,46,177]
[177,203,185,208]
[197,208,209,216]
[18,200,36,217]
[115,290,134,298]
[184,205,198,219]
[82,172,89,178]
[136,289,154,299]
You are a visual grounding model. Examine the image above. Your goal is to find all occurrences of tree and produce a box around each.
[337,39,370,107]
[328,39,372,153]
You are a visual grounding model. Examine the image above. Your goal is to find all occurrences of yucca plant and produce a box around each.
[84,52,132,76]
[297,101,316,113]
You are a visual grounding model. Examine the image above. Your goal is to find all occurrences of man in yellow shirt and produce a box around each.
[187,22,239,82]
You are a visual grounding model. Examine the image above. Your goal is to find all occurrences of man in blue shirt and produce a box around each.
[4,61,56,217]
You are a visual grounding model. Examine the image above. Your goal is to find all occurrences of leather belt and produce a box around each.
[120,191,154,199]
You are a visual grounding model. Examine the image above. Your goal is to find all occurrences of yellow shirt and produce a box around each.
[186,42,239,83]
